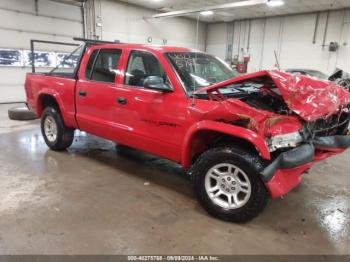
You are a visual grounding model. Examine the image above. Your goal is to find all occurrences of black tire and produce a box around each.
[41,107,74,151]
[192,146,269,223]
[8,106,37,121]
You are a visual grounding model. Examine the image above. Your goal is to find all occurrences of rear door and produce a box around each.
[75,48,123,140]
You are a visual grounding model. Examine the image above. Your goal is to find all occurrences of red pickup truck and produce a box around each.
[25,40,350,223]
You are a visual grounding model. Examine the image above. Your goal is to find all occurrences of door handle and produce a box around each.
[117,97,127,105]
[79,90,87,97]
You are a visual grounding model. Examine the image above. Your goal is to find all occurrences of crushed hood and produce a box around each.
[195,70,350,121]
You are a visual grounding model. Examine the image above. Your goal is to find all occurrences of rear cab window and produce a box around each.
[50,45,85,78]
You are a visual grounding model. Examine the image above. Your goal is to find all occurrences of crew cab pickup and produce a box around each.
[25,40,350,222]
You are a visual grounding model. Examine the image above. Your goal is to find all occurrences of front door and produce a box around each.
[114,50,189,162]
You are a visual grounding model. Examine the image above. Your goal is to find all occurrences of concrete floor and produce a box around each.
[0,103,349,255]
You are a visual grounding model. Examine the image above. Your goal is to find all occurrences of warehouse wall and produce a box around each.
[206,23,227,60]
[0,0,83,103]
[85,0,207,50]
[206,9,350,75]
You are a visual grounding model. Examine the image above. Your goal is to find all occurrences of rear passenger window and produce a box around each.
[90,49,122,83]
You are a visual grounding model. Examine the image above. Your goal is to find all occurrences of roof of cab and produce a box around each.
[90,43,198,53]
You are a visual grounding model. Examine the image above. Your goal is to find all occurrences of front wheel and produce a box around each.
[192,146,269,223]
[41,107,74,151]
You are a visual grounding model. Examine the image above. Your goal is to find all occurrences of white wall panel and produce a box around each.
[0,68,31,103]
[206,23,227,59]
[248,19,265,72]
[0,0,83,103]
[206,9,350,75]
[0,29,78,51]
[0,10,82,40]
[97,0,206,50]
[0,0,36,13]
[39,0,82,21]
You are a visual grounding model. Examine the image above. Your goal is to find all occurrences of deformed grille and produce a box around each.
[307,111,350,137]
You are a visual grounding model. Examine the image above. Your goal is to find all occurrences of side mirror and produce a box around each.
[143,76,173,92]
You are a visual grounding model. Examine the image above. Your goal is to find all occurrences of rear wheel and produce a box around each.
[192,146,269,223]
[41,107,74,151]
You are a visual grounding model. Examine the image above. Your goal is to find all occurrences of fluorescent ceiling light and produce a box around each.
[152,0,266,19]
[200,10,214,16]
[266,0,284,7]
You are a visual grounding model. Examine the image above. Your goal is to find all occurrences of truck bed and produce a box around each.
[25,73,78,128]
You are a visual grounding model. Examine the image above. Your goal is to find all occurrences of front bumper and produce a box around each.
[313,136,350,151]
[262,135,350,198]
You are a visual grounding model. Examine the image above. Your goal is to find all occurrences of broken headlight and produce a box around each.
[268,131,303,152]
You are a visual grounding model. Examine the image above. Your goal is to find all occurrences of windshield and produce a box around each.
[165,52,237,94]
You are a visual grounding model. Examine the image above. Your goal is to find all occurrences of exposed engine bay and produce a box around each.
[194,81,292,115]
[329,68,350,92]
[219,82,292,115]
[224,81,350,138]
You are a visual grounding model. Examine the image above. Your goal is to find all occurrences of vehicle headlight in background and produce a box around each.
[268,131,303,152]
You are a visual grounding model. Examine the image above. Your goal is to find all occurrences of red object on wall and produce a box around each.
[236,55,250,74]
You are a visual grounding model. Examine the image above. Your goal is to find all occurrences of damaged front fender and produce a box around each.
[181,120,271,168]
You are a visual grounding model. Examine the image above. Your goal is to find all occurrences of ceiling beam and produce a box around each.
[152,0,267,19]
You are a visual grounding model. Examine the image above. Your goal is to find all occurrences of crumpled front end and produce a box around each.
[269,70,350,121]
[195,70,350,199]
[261,71,350,198]
[261,111,350,198]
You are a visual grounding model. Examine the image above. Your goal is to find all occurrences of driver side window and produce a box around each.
[125,50,167,88]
